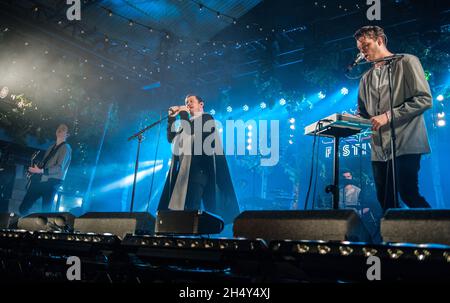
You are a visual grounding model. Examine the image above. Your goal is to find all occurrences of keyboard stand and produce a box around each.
[309,123,365,210]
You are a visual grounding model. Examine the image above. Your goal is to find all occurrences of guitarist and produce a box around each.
[19,124,72,215]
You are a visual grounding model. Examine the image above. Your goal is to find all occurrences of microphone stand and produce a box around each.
[127,115,169,213]
[369,54,404,209]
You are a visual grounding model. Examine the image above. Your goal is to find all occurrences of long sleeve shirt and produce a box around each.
[357,54,432,162]
[41,142,72,182]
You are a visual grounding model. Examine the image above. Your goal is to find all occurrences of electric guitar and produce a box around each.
[25,150,41,189]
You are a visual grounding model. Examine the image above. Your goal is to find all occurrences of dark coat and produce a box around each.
[157,112,240,224]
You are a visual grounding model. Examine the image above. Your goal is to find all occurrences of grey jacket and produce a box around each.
[357,54,432,162]
[41,142,72,182]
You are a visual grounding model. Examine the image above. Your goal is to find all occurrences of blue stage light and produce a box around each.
[437,119,446,127]
[209,109,216,115]
[318,91,326,99]
[226,106,233,112]
[260,102,267,109]
[289,118,295,124]
[243,105,249,111]
[341,87,349,95]
[100,164,163,192]
[279,98,286,106]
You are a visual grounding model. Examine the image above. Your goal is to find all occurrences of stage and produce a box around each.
[1,0,450,287]
[1,209,450,283]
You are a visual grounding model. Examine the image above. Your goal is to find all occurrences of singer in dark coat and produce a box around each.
[157,95,240,224]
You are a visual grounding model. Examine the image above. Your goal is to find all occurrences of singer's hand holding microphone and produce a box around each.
[168,105,189,117]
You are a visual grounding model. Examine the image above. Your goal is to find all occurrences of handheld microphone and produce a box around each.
[168,106,180,115]
[347,52,365,71]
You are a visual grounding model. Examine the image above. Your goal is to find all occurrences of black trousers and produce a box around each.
[184,169,209,210]
[372,154,430,212]
[19,179,61,215]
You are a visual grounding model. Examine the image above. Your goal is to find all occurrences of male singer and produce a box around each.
[354,25,432,212]
[157,95,240,224]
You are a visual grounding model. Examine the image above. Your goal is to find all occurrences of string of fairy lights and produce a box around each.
[20,4,306,82]
[21,0,368,82]
[97,4,306,49]
[23,2,301,81]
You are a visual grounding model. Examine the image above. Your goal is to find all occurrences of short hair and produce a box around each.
[354,25,387,45]
[185,94,204,104]
[57,124,69,133]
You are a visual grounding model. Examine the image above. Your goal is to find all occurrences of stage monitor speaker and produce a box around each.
[0,212,19,229]
[155,210,224,235]
[17,212,75,232]
[233,210,372,242]
[381,209,450,245]
[74,212,155,239]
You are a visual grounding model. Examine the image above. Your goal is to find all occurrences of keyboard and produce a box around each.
[304,113,372,138]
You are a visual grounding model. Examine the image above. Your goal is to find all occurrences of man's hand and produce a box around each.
[168,105,189,117]
[28,165,43,174]
[370,113,389,131]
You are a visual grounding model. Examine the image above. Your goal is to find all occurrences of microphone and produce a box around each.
[169,105,188,116]
[347,52,365,71]
[168,106,178,115]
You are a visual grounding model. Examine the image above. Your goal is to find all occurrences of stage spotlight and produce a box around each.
[279,98,286,106]
[248,131,253,137]
[289,118,295,124]
[75,198,83,207]
[290,125,295,130]
[260,102,267,109]
[437,112,445,119]
[288,139,294,145]
[436,95,444,102]
[243,105,249,111]
[247,124,253,130]
[247,145,252,150]
[318,91,326,99]
[226,106,233,113]
[437,119,446,127]
[341,87,349,95]
[247,138,252,143]
[209,109,216,115]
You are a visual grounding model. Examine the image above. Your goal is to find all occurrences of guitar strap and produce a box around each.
[40,142,66,169]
